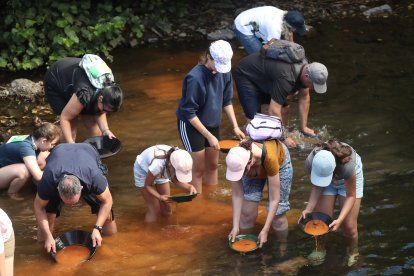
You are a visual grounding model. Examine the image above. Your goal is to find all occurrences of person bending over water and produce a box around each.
[299,138,364,267]
[226,137,292,252]
[0,117,60,199]
[176,40,245,193]
[34,143,117,253]
[133,145,196,223]
[44,56,123,143]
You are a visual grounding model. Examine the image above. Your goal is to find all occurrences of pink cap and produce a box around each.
[225,147,250,181]
[170,149,193,183]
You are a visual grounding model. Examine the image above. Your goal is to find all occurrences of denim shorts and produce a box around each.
[242,143,293,215]
[133,159,170,188]
[323,154,364,198]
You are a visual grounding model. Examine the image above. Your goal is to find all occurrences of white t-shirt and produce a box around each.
[0,208,12,254]
[234,6,287,42]
[135,145,172,180]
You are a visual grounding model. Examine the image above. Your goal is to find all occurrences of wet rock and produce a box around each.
[362,4,392,18]
[3,79,44,101]
[207,28,234,41]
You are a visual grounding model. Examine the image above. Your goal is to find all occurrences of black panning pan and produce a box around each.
[51,230,97,263]
[83,136,121,158]
[298,212,333,236]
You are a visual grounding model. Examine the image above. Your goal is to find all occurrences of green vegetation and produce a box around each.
[0,0,189,71]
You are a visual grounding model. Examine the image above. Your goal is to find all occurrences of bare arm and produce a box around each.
[173,179,197,194]
[229,180,244,242]
[33,194,55,253]
[92,187,114,246]
[258,174,280,247]
[95,112,115,139]
[0,251,5,276]
[223,105,245,139]
[329,173,357,231]
[144,171,172,203]
[189,116,219,150]
[297,88,315,136]
[269,99,297,148]
[23,155,43,182]
[300,185,324,221]
[60,94,84,143]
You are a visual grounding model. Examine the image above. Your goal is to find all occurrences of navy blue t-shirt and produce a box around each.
[37,143,108,201]
[0,136,37,168]
[176,64,233,128]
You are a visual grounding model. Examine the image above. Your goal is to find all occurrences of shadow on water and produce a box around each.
[1,14,414,275]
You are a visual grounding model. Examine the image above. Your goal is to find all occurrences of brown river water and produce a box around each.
[1,15,414,275]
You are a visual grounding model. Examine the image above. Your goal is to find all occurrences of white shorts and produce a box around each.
[133,159,170,188]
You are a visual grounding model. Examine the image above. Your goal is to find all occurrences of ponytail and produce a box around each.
[32,117,60,141]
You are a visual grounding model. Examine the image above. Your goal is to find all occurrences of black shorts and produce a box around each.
[45,192,115,220]
[177,119,220,152]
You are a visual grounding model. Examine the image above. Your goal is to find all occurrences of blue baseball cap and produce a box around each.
[285,10,307,36]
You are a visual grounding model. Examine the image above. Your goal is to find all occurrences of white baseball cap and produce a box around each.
[170,149,193,183]
[209,40,233,73]
[310,150,336,187]
[225,146,250,181]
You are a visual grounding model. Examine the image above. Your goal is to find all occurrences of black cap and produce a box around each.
[285,10,306,36]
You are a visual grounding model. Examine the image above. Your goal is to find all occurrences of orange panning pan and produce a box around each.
[218,139,240,153]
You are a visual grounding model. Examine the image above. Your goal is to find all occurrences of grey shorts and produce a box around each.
[242,143,293,215]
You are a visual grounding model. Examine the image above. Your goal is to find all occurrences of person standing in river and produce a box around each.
[299,138,364,266]
[133,145,196,222]
[0,117,60,199]
[34,143,117,253]
[234,52,328,148]
[234,6,307,54]
[176,40,245,193]
[226,137,293,254]
[43,56,123,143]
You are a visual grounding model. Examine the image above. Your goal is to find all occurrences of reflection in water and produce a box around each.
[1,15,414,275]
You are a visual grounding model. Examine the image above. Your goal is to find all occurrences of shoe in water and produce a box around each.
[347,252,359,267]
[307,249,326,266]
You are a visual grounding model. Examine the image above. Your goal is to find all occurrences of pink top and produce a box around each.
[0,208,12,254]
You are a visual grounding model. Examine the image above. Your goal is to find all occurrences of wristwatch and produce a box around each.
[93,224,103,232]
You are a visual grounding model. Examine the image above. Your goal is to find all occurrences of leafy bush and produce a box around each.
[0,0,144,71]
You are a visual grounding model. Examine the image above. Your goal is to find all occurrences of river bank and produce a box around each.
[0,0,410,142]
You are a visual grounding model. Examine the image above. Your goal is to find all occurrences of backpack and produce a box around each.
[246,113,283,141]
[260,38,305,64]
[79,54,115,89]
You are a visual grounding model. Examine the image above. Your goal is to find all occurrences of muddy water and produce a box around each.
[1,15,414,275]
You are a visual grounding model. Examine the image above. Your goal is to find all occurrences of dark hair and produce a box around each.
[239,136,253,151]
[100,74,123,111]
[320,138,352,165]
[32,117,60,141]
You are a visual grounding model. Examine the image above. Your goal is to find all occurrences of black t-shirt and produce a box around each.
[37,143,108,201]
[235,53,307,106]
[45,57,100,115]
